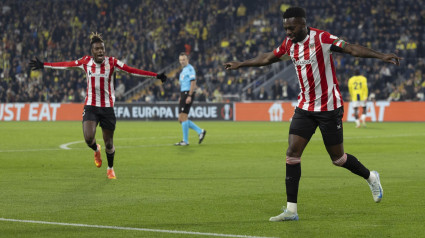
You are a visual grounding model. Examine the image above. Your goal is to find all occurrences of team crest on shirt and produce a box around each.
[309,43,315,50]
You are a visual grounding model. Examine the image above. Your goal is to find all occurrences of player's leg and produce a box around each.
[187,119,206,144]
[360,105,367,126]
[175,93,191,146]
[175,112,190,145]
[353,106,361,128]
[325,143,382,202]
[102,129,114,167]
[102,128,116,179]
[83,120,98,150]
[321,107,382,202]
[178,93,206,144]
[187,120,201,133]
[285,134,309,212]
[270,108,316,222]
[99,107,117,179]
[82,106,102,167]
[325,143,370,179]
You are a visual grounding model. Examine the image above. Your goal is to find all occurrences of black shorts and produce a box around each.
[82,105,116,131]
[289,107,344,146]
[179,91,195,114]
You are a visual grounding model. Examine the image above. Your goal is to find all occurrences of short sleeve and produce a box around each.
[273,38,289,59]
[116,59,125,68]
[321,31,348,48]
[189,66,196,80]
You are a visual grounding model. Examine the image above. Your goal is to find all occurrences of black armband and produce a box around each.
[330,44,344,53]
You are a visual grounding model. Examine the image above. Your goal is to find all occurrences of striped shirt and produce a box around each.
[44,56,157,107]
[273,27,347,112]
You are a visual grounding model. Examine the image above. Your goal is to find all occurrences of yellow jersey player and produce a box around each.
[348,70,368,128]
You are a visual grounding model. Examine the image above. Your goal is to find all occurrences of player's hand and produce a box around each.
[381,53,402,66]
[29,57,44,70]
[156,72,167,83]
[224,62,241,70]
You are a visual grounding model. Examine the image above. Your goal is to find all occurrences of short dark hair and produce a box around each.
[179,52,189,58]
[283,7,306,19]
[90,32,104,46]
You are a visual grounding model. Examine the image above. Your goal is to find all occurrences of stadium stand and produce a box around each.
[1,0,424,103]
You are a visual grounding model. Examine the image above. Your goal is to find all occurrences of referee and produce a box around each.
[174,52,206,146]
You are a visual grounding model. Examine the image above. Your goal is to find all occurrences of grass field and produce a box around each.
[1,121,424,238]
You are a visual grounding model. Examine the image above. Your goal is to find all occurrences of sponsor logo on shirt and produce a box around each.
[88,71,107,77]
[292,59,317,66]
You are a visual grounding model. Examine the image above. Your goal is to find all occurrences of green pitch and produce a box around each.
[1,121,424,238]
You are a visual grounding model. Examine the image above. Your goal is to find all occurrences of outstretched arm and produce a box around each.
[224,51,280,70]
[116,63,157,77]
[115,62,167,83]
[29,57,83,70]
[342,44,401,66]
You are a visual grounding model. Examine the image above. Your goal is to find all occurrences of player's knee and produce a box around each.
[286,156,301,165]
[332,153,347,166]
[286,147,302,158]
[105,142,113,151]
[105,145,115,154]
[84,137,95,146]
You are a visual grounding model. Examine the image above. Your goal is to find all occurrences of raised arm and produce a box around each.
[342,44,401,66]
[224,51,280,70]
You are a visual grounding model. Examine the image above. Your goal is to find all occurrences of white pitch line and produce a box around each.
[60,140,85,150]
[0,218,276,238]
[59,137,176,150]
[0,133,423,153]
[0,148,67,152]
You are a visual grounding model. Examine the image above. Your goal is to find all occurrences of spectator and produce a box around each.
[0,0,422,103]
[212,88,223,102]
[244,87,255,101]
[271,79,282,100]
[115,79,126,101]
[281,80,296,100]
[387,85,401,101]
[257,87,268,100]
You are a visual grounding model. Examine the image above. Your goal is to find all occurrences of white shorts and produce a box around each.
[352,101,366,108]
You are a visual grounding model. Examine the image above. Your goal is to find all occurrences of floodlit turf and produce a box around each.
[1,121,424,238]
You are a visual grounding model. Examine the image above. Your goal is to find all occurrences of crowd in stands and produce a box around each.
[1,0,424,104]
[0,0,262,103]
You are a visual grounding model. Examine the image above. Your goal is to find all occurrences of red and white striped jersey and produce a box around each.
[44,56,157,107]
[273,27,347,112]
